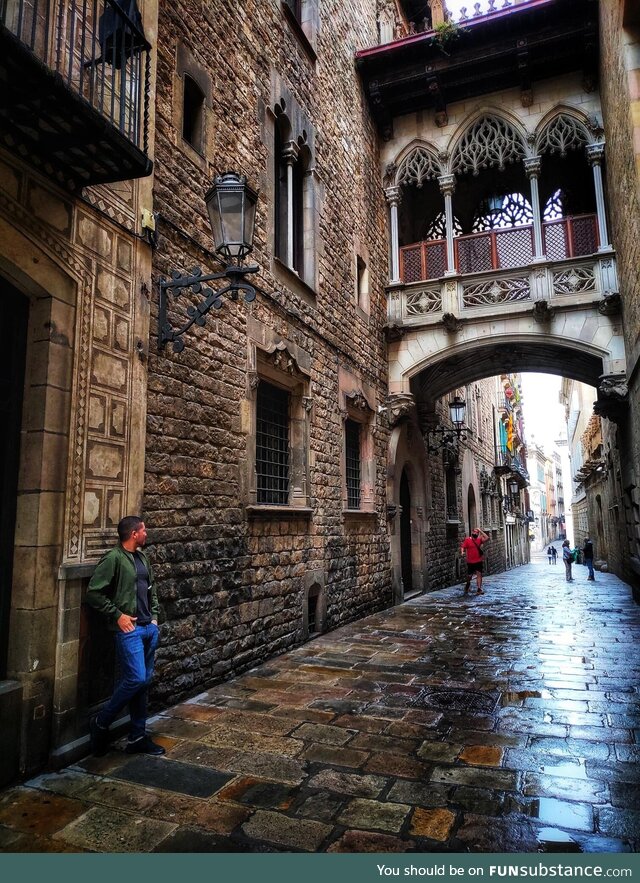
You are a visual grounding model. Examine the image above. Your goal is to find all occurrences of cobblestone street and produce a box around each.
[1,556,639,853]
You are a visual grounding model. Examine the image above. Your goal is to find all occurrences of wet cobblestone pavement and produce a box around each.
[2,556,639,853]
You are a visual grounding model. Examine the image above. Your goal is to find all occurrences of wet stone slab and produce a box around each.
[53,805,175,852]
[337,798,410,833]
[241,810,331,851]
[111,756,234,798]
[305,769,386,798]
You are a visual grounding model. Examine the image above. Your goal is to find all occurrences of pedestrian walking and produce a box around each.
[562,539,574,582]
[551,545,557,564]
[583,537,595,581]
[85,515,165,757]
[461,527,489,595]
[547,546,553,564]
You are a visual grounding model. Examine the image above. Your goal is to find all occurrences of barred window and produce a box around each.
[256,381,290,504]
[445,467,458,521]
[345,418,361,509]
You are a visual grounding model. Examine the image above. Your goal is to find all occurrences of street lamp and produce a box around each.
[509,479,519,496]
[427,396,468,454]
[158,172,260,353]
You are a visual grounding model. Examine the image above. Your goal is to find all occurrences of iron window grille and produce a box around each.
[345,418,361,510]
[256,380,290,505]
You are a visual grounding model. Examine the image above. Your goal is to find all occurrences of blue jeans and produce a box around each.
[96,623,159,741]
[585,558,595,579]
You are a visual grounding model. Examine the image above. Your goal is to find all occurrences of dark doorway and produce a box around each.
[400,468,413,596]
[0,281,29,678]
[467,485,477,537]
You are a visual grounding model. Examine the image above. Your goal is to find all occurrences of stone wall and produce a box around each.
[146,0,392,701]
[599,0,640,600]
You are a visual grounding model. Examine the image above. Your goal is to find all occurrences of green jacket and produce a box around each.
[86,545,158,631]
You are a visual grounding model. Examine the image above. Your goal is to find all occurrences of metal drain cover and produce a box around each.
[415,688,499,714]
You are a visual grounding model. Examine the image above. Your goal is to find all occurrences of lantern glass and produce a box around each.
[448,396,466,430]
[509,480,519,495]
[205,172,258,261]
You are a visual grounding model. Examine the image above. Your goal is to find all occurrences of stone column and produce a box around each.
[385,184,402,284]
[524,156,544,260]
[586,142,611,251]
[438,174,456,275]
[283,141,299,268]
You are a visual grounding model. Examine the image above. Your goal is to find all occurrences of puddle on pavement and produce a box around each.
[541,759,588,779]
[534,798,592,830]
[536,828,583,853]
[501,690,542,705]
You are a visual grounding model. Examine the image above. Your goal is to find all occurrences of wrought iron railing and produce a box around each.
[400,214,599,283]
[1,0,150,152]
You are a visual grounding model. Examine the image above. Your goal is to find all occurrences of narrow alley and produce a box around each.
[1,557,638,854]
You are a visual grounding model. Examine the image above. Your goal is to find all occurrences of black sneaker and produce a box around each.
[89,716,110,757]
[125,735,166,756]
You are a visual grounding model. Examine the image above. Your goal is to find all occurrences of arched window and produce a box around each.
[472,192,533,231]
[182,74,205,153]
[274,114,307,275]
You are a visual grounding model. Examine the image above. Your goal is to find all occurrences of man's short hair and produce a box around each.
[118,515,143,542]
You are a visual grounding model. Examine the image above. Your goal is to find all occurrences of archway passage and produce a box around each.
[0,280,29,678]
[400,468,413,596]
[409,339,606,405]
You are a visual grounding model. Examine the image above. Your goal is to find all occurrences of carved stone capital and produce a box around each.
[302,396,313,413]
[586,142,605,167]
[282,140,300,165]
[524,156,542,178]
[438,173,456,196]
[384,184,402,206]
[597,292,621,316]
[386,503,398,520]
[248,371,260,390]
[386,392,416,426]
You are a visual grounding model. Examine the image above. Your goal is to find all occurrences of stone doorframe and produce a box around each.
[0,163,150,776]
[387,412,429,603]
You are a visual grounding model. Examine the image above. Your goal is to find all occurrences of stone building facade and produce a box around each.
[0,0,159,781]
[598,0,640,601]
[143,0,393,705]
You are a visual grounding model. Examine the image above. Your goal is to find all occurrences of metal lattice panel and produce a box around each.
[405,286,442,317]
[425,240,447,279]
[552,265,597,296]
[425,213,462,239]
[572,216,598,256]
[457,234,493,274]
[345,419,361,509]
[451,116,526,176]
[396,146,442,187]
[401,245,424,283]
[462,276,531,308]
[256,381,290,505]
[496,227,533,268]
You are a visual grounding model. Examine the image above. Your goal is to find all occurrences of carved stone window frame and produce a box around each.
[173,43,212,169]
[244,321,312,516]
[338,367,376,516]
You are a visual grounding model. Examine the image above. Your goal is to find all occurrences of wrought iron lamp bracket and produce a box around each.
[158,263,259,352]
[426,426,467,455]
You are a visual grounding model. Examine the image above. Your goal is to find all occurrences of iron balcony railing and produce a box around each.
[495,445,530,483]
[400,214,599,284]
[1,0,150,152]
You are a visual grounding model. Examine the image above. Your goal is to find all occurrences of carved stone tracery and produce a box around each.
[451,116,526,176]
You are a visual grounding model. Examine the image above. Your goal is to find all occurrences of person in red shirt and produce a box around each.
[460,527,489,596]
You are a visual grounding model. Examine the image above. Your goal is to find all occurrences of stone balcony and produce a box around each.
[387,241,619,328]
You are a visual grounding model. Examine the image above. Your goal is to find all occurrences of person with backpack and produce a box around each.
[546,545,553,564]
[551,545,558,564]
[583,537,595,581]
[461,527,489,596]
[562,539,574,582]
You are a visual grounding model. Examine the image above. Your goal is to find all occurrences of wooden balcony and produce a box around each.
[0,0,152,189]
